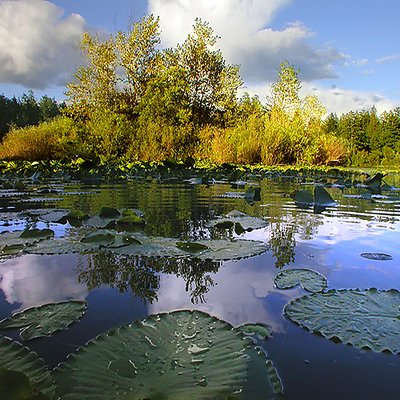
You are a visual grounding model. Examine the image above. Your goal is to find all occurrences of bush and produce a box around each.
[0,116,78,161]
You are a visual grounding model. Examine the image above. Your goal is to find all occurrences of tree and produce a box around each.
[65,15,161,121]
[267,61,301,118]
[171,19,242,127]
[39,95,60,121]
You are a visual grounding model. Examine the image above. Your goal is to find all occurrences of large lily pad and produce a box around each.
[54,310,282,400]
[0,337,55,399]
[0,301,87,341]
[27,232,268,261]
[285,289,400,353]
[274,269,327,293]
[207,210,268,232]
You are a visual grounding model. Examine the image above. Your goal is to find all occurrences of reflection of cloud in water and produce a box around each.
[0,254,88,311]
[149,254,294,333]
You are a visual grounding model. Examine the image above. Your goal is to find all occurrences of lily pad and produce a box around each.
[274,269,327,293]
[292,186,336,207]
[0,337,55,399]
[360,252,393,261]
[285,289,400,353]
[20,229,55,240]
[208,210,267,232]
[0,301,87,340]
[176,241,210,253]
[54,310,282,400]
[27,232,268,261]
[235,323,272,341]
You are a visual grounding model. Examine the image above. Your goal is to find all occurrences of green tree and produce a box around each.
[38,95,61,121]
[267,61,301,118]
[172,19,242,127]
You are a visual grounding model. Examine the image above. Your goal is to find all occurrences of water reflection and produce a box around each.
[0,254,88,311]
[78,252,220,304]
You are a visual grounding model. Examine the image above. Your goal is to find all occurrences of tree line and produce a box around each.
[0,90,63,139]
[0,15,399,167]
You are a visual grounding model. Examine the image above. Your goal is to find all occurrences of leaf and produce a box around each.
[0,301,87,340]
[235,323,272,341]
[176,241,209,253]
[360,252,393,261]
[19,229,55,240]
[0,337,55,399]
[292,189,313,205]
[313,186,336,206]
[274,269,327,293]
[27,232,268,261]
[365,173,384,189]
[53,310,282,400]
[99,207,121,218]
[208,210,267,232]
[284,289,400,353]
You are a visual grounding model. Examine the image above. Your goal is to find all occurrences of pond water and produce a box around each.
[1,169,400,399]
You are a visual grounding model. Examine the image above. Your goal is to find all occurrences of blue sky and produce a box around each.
[0,0,399,114]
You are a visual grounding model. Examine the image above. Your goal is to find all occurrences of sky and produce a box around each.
[0,0,399,115]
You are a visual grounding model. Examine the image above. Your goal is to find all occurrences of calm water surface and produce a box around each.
[1,172,400,399]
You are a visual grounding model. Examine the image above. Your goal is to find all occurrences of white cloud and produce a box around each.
[0,254,88,310]
[240,81,399,115]
[0,0,86,89]
[375,54,400,64]
[149,0,344,84]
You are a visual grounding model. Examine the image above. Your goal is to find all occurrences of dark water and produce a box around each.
[1,172,400,399]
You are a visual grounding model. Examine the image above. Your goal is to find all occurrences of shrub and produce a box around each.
[0,116,78,161]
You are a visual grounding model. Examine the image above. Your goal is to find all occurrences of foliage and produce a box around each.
[0,117,79,161]
[0,91,63,140]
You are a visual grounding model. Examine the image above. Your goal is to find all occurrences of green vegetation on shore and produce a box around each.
[0,15,399,168]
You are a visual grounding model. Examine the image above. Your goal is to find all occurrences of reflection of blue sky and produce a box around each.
[149,254,303,333]
[0,254,88,311]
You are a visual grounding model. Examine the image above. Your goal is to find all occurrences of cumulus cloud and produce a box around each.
[0,0,86,89]
[149,0,344,84]
[240,81,398,115]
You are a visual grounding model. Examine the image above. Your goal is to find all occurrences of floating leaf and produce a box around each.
[80,232,115,246]
[360,252,393,261]
[285,289,400,353]
[20,229,54,240]
[208,210,267,232]
[54,310,282,400]
[235,323,272,341]
[176,241,210,253]
[292,189,313,205]
[365,173,384,189]
[27,232,267,261]
[99,207,121,219]
[0,301,87,340]
[313,186,336,206]
[0,337,55,399]
[274,269,327,293]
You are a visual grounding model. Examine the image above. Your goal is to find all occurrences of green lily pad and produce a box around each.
[292,186,336,207]
[99,207,121,219]
[80,232,116,245]
[314,186,336,206]
[292,189,313,205]
[360,252,393,261]
[208,210,267,232]
[19,229,54,240]
[0,337,55,399]
[285,289,400,353]
[53,310,282,400]
[235,323,272,341]
[27,232,267,261]
[176,241,210,253]
[274,269,327,293]
[0,301,87,340]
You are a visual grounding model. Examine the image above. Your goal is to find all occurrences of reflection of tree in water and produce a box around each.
[78,252,220,304]
[267,221,296,269]
[78,252,160,303]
